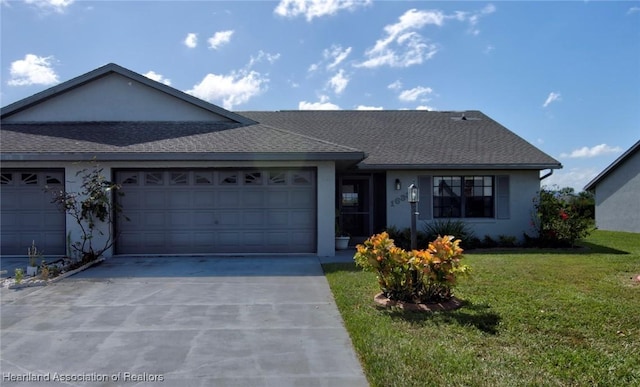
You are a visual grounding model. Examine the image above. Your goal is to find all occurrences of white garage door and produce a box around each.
[115,169,317,254]
[0,170,66,255]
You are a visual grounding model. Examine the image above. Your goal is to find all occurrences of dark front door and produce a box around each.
[338,176,373,243]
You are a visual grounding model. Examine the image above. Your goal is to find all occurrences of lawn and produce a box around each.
[323,230,640,387]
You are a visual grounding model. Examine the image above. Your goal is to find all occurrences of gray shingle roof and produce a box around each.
[240,110,562,169]
[0,63,560,170]
[0,121,365,162]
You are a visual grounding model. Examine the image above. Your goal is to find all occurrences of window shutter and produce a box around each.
[496,175,510,219]
[418,175,432,220]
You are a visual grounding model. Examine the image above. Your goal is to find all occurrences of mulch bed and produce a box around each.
[374,293,463,312]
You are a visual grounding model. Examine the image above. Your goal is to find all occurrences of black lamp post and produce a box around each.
[408,183,419,250]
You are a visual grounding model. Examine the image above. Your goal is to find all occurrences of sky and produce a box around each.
[1,0,639,192]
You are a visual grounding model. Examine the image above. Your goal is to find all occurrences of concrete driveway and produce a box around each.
[1,256,367,386]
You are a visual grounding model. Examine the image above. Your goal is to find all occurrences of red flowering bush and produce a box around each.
[532,188,593,247]
[354,232,469,303]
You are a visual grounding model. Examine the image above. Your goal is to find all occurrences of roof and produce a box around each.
[584,140,640,191]
[0,63,561,170]
[0,121,365,162]
[240,110,562,170]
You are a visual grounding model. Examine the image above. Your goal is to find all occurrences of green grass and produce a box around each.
[323,230,640,386]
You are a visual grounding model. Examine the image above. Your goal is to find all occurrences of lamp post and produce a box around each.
[408,183,419,250]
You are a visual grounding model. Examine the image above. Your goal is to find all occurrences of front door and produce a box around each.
[338,176,373,243]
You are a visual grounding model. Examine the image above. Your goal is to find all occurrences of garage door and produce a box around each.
[115,169,316,254]
[0,170,66,255]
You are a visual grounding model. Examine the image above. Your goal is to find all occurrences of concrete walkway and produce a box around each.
[0,255,367,386]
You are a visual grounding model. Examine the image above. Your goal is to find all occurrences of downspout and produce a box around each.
[539,169,554,181]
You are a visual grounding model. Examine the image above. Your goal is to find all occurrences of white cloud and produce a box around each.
[560,144,623,159]
[328,69,349,94]
[459,3,496,35]
[416,105,435,111]
[24,0,74,13]
[299,95,340,110]
[186,70,267,109]
[356,105,383,110]
[8,54,59,86]
[542,167,599,192]
[144,71,171,86]
[184,33,197,48]
[398,86,433,102]
[326,45,352,69]
[309,44,352,73]
[627,6,640,15]
[542,92,561,108]
[387,80,403,90]
[248,50,281,68]
[356,9,441,68]
[274,0,371,21]
[208,30,234,50]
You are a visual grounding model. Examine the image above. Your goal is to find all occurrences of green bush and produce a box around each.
[532,187,593,247]
[423,219,476,246]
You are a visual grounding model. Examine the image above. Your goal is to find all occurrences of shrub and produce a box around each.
[423,219,475,247]
[354,232,470,303]
[532,187,593,247]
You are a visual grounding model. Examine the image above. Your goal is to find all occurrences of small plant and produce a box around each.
[14,268,23,284]
[40,261,50,281]
[354,231,470,303]
[423,219,475,246]
[27,240,42,267]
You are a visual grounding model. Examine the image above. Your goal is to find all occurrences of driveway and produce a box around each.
[1,256,367,386]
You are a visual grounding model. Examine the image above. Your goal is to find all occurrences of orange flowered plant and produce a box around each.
[355,232,470,303]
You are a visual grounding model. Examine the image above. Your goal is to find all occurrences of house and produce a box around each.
[0,63,562,257]
[584,140,640,233]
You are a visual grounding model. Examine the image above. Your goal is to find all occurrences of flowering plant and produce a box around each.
[354,232,470,303]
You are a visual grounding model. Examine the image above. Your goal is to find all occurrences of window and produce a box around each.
[433,176,494,218]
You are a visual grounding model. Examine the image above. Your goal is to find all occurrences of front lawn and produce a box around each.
[323,230,640,386]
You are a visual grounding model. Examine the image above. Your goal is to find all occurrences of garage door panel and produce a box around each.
[194,212,216,227]
[243,211,265,226]
[218,191,240,207]
[290,210,315,227]
[144,213,166,228]
[193,192,215,207]
[267,191,289,207]
[115,169,316,254]
[169,191,192,206]
[145,192,166,207]
[267,211,288,226]
[1,170,66,255]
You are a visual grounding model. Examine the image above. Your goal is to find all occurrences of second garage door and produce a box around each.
[115,169,316,254]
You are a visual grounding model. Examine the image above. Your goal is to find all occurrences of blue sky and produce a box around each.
[1,0,639,192]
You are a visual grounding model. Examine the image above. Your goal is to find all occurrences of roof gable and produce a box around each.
[584,140,640,191]
[1,63,255,125]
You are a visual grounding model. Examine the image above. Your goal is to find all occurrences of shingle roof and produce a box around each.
[240,110,562,170]
[0,63,561,170]
[0,121,365,162]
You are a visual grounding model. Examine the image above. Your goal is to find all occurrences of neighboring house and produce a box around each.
[0,63,562,257]
[584,140,640,233]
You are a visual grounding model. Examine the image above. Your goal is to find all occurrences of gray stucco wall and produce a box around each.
[385,170,542,242]
[593,152,640,233]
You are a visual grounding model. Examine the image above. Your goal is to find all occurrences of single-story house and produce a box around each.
[584,140,640,233]
[1,63,562,257]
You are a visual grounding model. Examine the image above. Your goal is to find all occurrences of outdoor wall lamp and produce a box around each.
[395,178,401,190]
